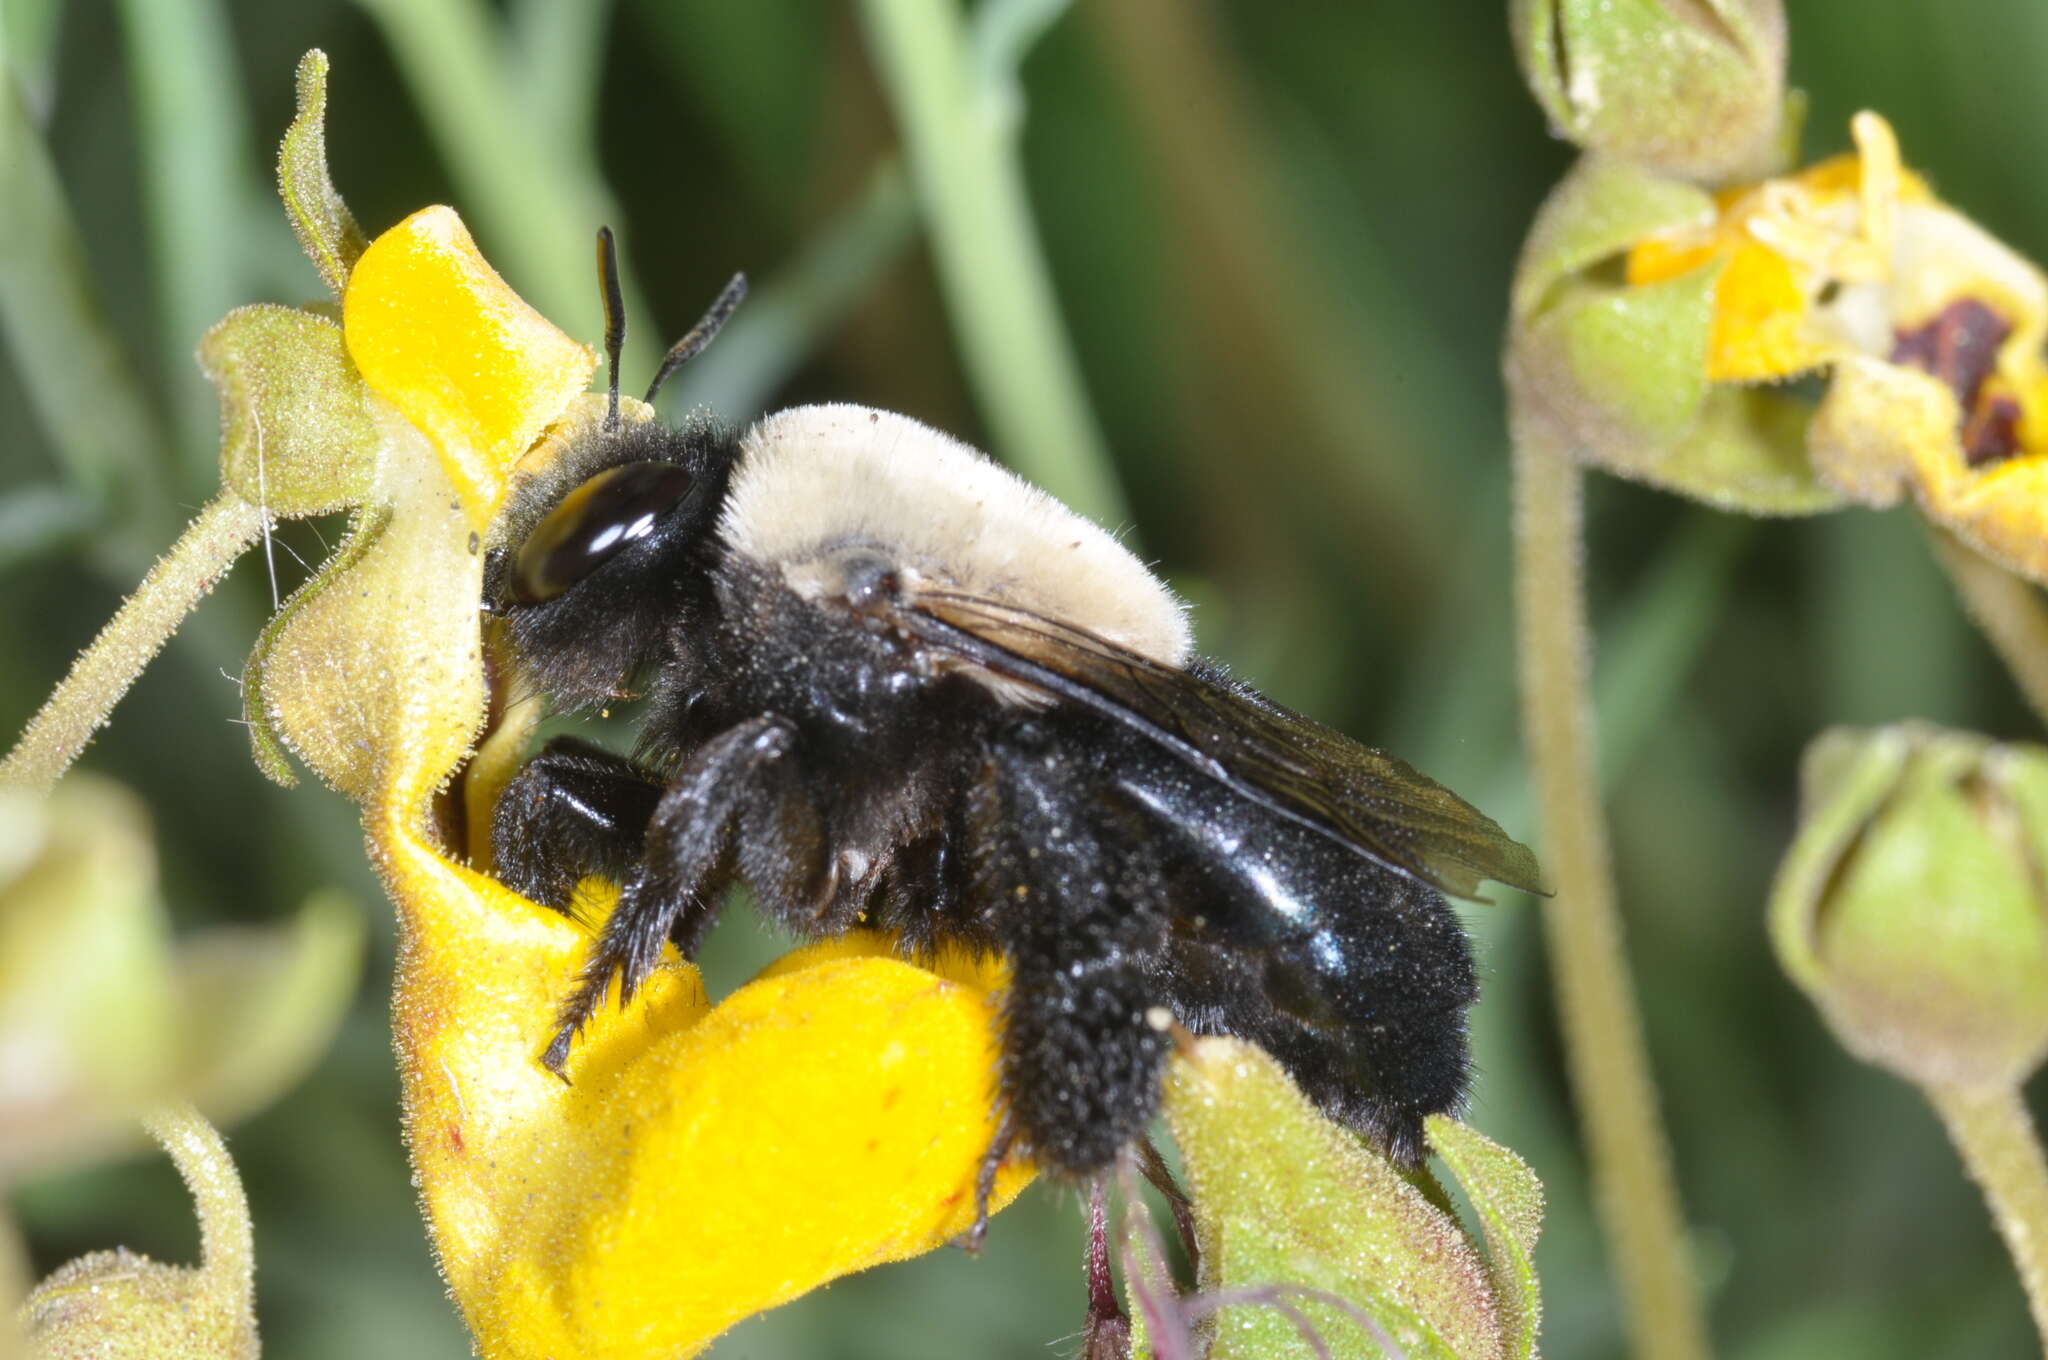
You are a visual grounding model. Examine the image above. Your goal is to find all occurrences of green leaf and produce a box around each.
[0,69,173,520]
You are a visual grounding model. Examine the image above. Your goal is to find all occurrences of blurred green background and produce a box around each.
[4,1,2047,1356]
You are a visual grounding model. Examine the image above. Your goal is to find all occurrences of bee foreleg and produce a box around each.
[543,714,800,1076]
[492,737,665,911]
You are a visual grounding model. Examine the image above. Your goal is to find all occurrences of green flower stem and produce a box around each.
[856,0,1128,527]
[1512,438,1710,1360]
[1,494,265,793]
[1929,529,2048,731]
[141,1104,254,1305]
[1924,1082,2048,1348]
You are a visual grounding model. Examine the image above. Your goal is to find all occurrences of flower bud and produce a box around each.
[1771,724,2048,1090]
[1511,0,1787,181]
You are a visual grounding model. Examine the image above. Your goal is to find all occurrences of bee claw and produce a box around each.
[947,1215,990,1255]
[542,1026,578,1081]
[946,1112,1017,1253]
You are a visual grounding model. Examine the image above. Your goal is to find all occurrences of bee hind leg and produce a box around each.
[953,1111,1017,1254]
[980,733,1174,1179]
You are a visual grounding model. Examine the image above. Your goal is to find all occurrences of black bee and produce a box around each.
[484,231,1542,1195]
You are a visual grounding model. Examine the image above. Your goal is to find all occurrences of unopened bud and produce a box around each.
[1512,0,1787,181]
[1771,724,2048,1089]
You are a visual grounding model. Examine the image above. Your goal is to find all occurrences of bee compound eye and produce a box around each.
[512,461,696,604]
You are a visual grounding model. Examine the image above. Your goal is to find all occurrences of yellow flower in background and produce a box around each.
[1511,110,2048,575]
[1624,115,1939,384]
[236,55,1031,1360]
[1627,112,2048,461]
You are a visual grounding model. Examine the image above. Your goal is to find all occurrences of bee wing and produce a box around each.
[901,590,1546,900]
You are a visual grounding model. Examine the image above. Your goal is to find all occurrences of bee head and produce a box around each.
[480,229,746,708]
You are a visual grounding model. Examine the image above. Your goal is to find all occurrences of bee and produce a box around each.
[483,229,1542,1201]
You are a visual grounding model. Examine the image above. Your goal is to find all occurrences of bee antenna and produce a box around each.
[643,273,747,409]
[595,226,627,432]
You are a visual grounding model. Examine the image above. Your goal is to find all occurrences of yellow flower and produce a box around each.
[1626,113,2048,576]
[237,55,1031,1359]
[1512,108,2048,569]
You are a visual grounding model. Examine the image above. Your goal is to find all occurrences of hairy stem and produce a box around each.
[1925,1083,2048,1349]
[856,0,1128,527]
[1511,438,1710,1360]
[1,495,265,792]
[1930,528,2048,730]
[142,1104,255,1300]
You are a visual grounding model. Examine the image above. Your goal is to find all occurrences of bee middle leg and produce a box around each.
[544,714,814,1074]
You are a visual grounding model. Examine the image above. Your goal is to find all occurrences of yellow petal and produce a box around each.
[1624,117,1940,385]
[385,831,1030,1358]
[1810,356,2048,582]
[342,206,596,526]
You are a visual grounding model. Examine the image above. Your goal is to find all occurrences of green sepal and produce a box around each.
[278,49,366,301]
[1157,1036,1539,1359]
[1508,159,1846,514]
[21,1107,258,1360]
[199,303,378,516]
[1660,385,1849,515]
[1511,156,1714,323]
[239,504,393,787]
[1520,266,1720,451]
[1425,1116,1545,1360]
